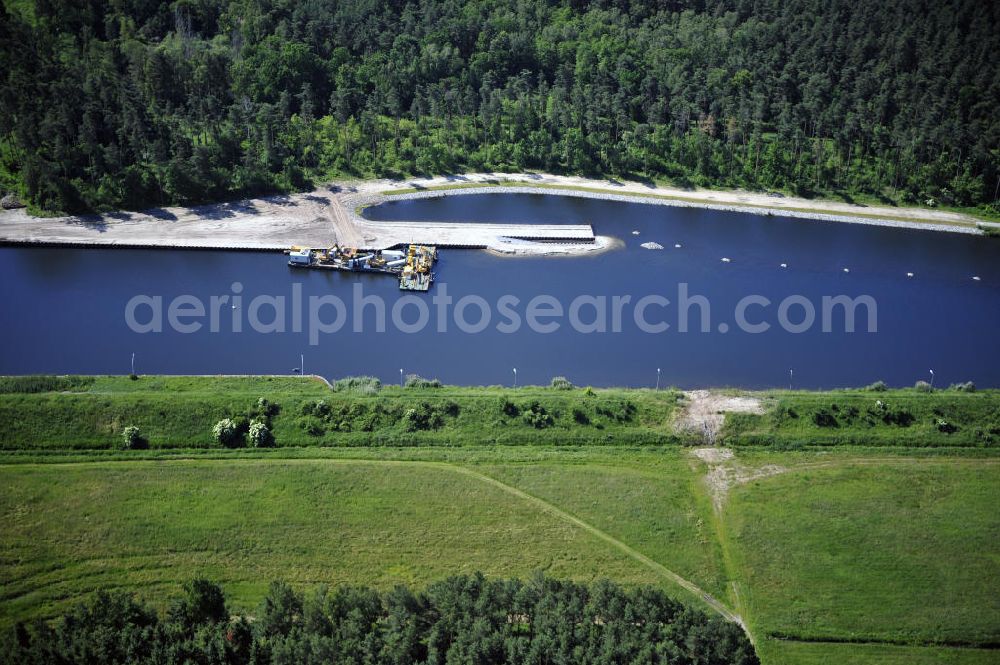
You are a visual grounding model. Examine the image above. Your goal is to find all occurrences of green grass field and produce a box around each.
[725,459,1000,646]
[2,447,998,664]
[757,641,1000,665]
[477,455,729,600]
[1,377,999,664]
[0,458,671,629]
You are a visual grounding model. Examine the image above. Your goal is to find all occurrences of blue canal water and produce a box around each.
[1,193,997,388]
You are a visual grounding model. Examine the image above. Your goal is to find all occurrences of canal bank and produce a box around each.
[0,180,612,257]
[1,173,995,257]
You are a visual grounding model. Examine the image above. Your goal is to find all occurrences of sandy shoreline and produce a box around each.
[362,182,984,235]
[0,172,994,256]
[365,172,995,232]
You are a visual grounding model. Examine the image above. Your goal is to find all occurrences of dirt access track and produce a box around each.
[676,390,782,513]
[0,172,993,255]
[674,390,765,444]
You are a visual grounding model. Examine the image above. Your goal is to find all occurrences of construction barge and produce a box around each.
[287,244,438,291]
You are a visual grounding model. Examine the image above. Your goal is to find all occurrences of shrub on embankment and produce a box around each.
[2,376,998,450]
[721,390,1000,447]
[0,375,685,450]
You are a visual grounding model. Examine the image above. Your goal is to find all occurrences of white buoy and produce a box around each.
[906,272,914,278]
[972,276,981,281]
[631,230,640,235]
[843,268,850,273]
[721,257,731,263]
[779,263,787,268]
[674,243,682,248]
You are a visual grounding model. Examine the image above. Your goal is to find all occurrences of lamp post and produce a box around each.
[789,368,794,391]
[656,368,661,391]
[400,368,404,388]
[301,354,305,375]
[929,369,934,389]
[131,352,135,376]
[513,368,517,389]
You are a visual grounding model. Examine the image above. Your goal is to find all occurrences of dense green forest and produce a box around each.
[1,0,997,214]
[2,575,758,664]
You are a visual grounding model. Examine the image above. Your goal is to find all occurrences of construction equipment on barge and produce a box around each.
[287,244,438,291]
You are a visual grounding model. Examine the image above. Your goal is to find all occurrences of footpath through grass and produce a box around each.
[2,376,999,664]
[2,447,998,665]
[476,456,728,601]
[0,458,671,630]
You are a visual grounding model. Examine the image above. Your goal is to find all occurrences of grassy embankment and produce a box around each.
[1,376,998,664]
[0,375,686,449]
[1,375,997,450]
[722,389,1000,447]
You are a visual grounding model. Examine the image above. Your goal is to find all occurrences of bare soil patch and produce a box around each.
[674,390,764,444]
[690,447,787,512]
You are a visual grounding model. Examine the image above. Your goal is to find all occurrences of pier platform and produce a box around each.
[357,221,596,250]
[0,185,603,256]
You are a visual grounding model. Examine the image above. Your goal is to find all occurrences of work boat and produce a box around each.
[287,244,437,291]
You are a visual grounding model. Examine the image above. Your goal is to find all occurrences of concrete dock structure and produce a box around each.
[0,183,607,255]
